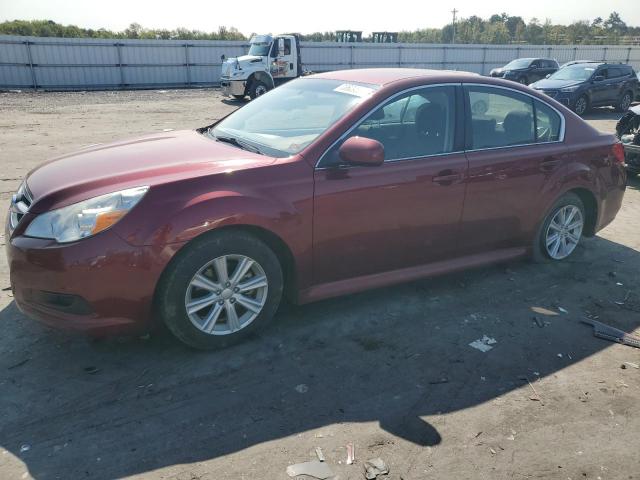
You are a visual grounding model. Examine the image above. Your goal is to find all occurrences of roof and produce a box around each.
[310,68,480,86]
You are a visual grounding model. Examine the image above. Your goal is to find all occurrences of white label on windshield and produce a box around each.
[334,83,375,98]
[585,68,595,71]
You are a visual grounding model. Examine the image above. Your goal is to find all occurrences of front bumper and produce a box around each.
[5,221,182,336]
[534,89,576,108]
[220,78,246,97]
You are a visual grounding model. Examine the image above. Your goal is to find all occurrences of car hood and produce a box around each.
[26,129,276,213]
[532,79,582,89]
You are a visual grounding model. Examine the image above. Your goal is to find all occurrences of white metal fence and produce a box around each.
[1,35,640,90]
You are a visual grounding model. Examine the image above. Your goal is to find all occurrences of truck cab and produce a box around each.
[220,34,303,100]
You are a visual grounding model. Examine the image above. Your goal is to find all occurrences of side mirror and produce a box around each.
[278,38,285,57]
[545,74,551,79]
[530,64,538,69]
[220,54,226,61]
[338,137,384,166]
[593,75,605,82]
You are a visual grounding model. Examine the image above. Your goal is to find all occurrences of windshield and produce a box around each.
[504,59,532,70]
[248,42,271,56]
[549,65,596,81]
[210,78,379,157]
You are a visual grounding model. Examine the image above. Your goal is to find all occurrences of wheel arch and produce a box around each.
[566,187,598,237]
[152,223,299,315]
[247,71,275,91]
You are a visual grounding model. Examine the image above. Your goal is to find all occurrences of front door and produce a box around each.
[459,85,568,253]
[271,37,296,79]
[312,85,467,285]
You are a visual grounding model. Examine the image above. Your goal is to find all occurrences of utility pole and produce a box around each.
[451,8,458,44]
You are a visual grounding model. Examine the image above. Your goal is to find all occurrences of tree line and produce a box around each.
[0,12,638,45]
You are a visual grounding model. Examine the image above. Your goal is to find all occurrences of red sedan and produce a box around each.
[6,69,626,349]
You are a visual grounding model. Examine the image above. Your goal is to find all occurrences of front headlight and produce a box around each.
[25,186,148,243]
[561,85,580,92]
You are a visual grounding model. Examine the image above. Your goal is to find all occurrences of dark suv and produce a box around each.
[530,62,639,116]
[489,58,559,85]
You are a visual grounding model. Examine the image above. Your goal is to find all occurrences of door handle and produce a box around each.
[433,171,462,185]
[540,157,559,172]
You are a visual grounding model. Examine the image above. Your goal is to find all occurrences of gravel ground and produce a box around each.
[0,89,639,480]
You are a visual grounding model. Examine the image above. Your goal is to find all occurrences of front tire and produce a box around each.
[248,80,269,100]
[518,76,528,85]
[156,231,283,349]
[573,95,589,116]
[532,193,585,263]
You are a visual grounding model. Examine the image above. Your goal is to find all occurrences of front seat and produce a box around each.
[414,103,446,155]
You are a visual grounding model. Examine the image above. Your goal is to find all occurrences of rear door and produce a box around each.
[605,67,626,103]
[459,85,568,253]
[312,85,468,285]
[591,67,611,105]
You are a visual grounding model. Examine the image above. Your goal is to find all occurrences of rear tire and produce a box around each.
[532,193,586,263]
[615,91,633,112]
[156,231,283,349]
[518,77,528,85]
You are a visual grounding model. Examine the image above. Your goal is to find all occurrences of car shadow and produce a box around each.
[220,97,247,106]
[1,236,639,479]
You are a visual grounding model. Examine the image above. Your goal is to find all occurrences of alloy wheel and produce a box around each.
[574,97,587,116]
[544,205,584,260]
[184,254,268,335]
[255,85,267,97]
[621,93,632,111]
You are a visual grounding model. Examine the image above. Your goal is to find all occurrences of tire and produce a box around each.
[518,77,528,85]
[615,91,633,112]
[532,192,586,263]
[232,94,245,101]
[248,80,269,100]
[156,230,283,350]
[573,95,589,116]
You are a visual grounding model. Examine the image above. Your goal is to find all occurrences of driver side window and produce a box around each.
[320,86,456,166]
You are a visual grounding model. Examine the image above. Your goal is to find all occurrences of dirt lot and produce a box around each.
[1,89,639,480]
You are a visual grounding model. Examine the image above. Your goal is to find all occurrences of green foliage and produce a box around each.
[0,14,638,44]
[0,20,246,40]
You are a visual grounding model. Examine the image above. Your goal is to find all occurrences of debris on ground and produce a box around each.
[621,362,639,369]
[346,442,355,465]
[84,366,100,375]
[286,460,334,479]
[294,384,309,394]
[533,316,545,328]
[469,335,497,352]
[363,457,389,479]
[315,447,325,462]
[558,307,569,314]
[531,306,559,316]
[519,376,543,403]
[428,377,449,384]
[581,319,640,349]
[19,444,30,453]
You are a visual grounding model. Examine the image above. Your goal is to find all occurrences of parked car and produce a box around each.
[616,104,640,176]
[489,58,558,84]
[530,62,639,116]
[6,69,627,349]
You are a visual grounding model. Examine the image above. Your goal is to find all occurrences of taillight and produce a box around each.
[612,143,626,164]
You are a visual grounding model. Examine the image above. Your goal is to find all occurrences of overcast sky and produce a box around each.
[0,0,638,34]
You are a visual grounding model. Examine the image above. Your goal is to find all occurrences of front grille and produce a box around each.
[541,90,558,98]
[9,182,33,231]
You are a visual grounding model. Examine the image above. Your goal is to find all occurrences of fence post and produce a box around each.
[350,44,354,69]
[627,47,632,64]
[481,45,487,75]
[547,46,552,59]
[572,46,577,60]
[602,46,608,61]
[184,44,191,87]
[397,44,402,67]
[116,43,125,88]
[25,41,37,90]
[442,45,447,69]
